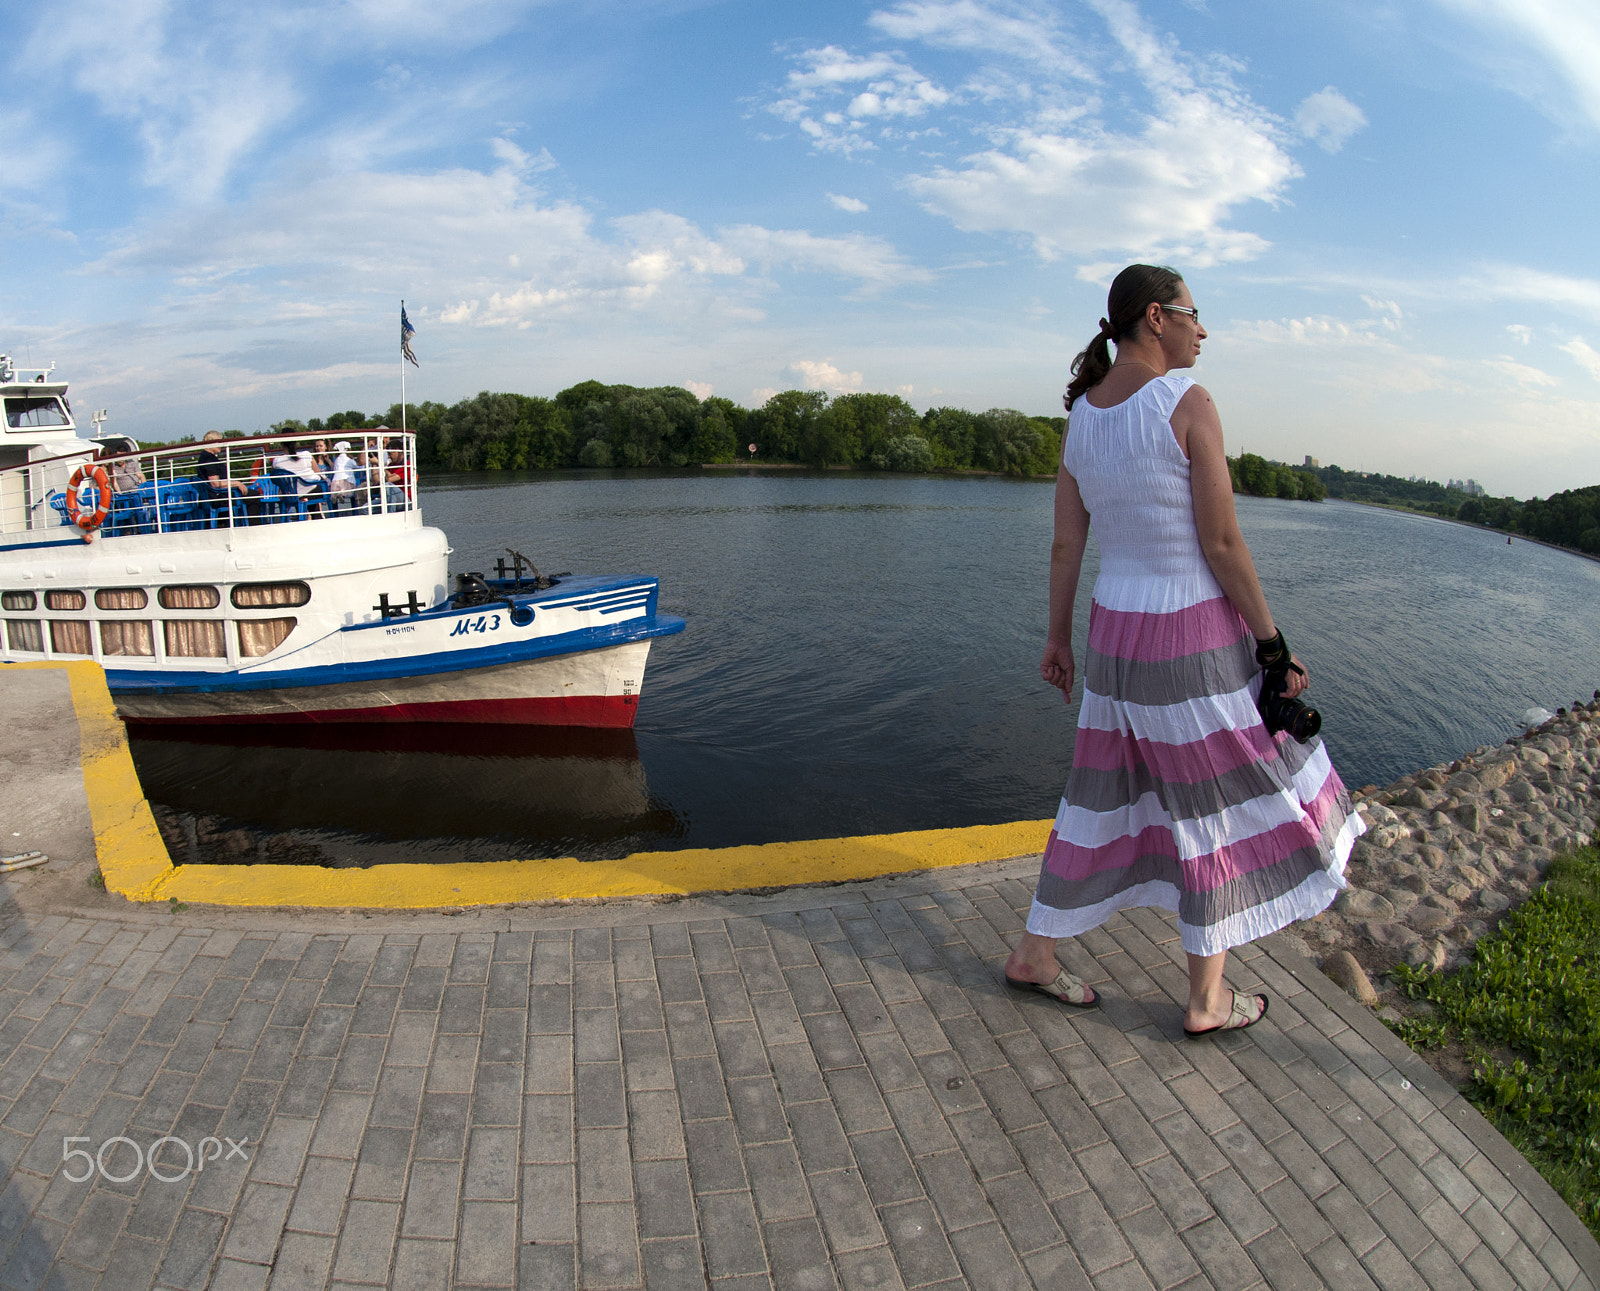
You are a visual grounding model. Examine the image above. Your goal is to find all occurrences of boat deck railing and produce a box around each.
[0,431,419,541]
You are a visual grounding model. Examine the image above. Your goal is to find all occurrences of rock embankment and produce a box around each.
[1294,698,1600,984]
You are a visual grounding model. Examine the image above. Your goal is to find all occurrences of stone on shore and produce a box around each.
[1319,697,1600,993]
[1323,950,1379,1004]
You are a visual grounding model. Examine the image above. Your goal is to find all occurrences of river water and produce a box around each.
[128,472,1600,866]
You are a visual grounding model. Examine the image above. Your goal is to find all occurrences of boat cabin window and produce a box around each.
[238,618,296,657]
[1,591,35,611]
[101,621,154,656]
[164,620,226,658]
[4,621,42,652]
[96,588,149,610]
[4,397,71,430]
[158,585,221,610]
[45,590,86,611]
[232,581,311,608]
[50,621,91,655]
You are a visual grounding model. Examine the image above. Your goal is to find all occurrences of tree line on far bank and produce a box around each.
[175,381,1597,553]
[1234,456,1600,557]
[262,382,1067,476]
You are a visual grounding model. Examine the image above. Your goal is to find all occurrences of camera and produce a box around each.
[1258,670,1321,743]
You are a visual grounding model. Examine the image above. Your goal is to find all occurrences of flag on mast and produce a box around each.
[401,303,419,367]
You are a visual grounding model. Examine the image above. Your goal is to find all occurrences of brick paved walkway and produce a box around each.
[0,862,1595,1290]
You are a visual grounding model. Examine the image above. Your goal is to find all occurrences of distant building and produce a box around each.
[1303,455,1319,469]
[1447,478,1487,496]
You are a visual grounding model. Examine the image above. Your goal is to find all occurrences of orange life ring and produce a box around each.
[66,464,112,532]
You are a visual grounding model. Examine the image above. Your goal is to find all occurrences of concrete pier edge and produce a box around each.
[2,660,1598,1288]
[8,659,1057,910]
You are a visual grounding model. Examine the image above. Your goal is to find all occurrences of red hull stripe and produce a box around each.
[1087,596,1249,663]
[124,693,640,729]
[1072,723,1279,785]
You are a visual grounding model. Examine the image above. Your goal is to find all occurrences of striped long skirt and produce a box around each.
[1026,590,1364,957]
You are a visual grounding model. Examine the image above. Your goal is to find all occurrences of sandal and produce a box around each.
[1003,967,1099,1009]
[1184,991,1268,1037]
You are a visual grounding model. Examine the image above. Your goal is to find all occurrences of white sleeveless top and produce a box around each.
[1061,373,1222,612]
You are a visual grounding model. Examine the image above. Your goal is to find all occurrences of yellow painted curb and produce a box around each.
[6,660,176,899]
[7,661,1053,909]
[153,819,1056,909]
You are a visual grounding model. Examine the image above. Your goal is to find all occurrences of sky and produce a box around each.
[5,0,1600,497]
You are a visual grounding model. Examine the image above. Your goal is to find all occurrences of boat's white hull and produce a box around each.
[115,640,654,727]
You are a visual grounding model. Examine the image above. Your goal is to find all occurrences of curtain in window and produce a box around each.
[95,588,149,610]
[1,591,35,611]
[163,620,226,657]
[158,585,220,609]
[5,620,42,652]
[100,621,154,656]
[232,582,310,608]
[49,620,92,655]
[45,590,86,610]
[237,617,296,657]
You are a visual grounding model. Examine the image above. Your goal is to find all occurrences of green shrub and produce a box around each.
[578,438,613,468]
[1389,846,1600,1237]
[872,434,935,472]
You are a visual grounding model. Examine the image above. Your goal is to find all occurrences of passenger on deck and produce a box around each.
[196,431,250,521]
[283,449,327,515]
[102,447,146,493]
[374,438,407,510]
[329,441,359,513]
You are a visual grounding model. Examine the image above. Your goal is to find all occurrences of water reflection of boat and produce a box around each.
[129,723,685,866]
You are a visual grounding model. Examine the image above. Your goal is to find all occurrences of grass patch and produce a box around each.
[1388,844,1600,1238]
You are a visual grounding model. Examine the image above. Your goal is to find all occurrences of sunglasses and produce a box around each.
[1161,304,1200,326]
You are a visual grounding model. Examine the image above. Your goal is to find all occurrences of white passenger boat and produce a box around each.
[0,357,685,726]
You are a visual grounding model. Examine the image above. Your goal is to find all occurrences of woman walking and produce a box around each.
[1002,265,1364,1034]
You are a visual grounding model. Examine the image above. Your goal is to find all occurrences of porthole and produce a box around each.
[95,588,149,611]
[1,591,35,611]
[158,585,221,610]
[231,581,311,609]
[45,590,86,611]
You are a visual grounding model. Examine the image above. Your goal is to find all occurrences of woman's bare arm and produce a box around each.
[1041,464,1091,700]
[1175,385,1308,696]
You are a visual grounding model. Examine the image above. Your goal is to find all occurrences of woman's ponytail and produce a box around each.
[1062,265,1186,411]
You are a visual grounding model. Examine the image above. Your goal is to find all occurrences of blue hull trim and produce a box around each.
[106,614,686,696]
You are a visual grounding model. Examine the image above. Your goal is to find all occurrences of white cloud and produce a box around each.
[869,0,1096,81]
[1225,311,1560,394]
[1294,87,1367,153]
[874,0,1297,266]
[787,0,1299,267]
[90,156,928,328]
[1360,296,1404,331]
[1482,356,1559,388]
[751,387,780,405]
[828,193,869,213]
[1432,0,1600,131]
[1462,265,1600,322]
[768,45,951,155]
[1507,323,1533,344]
[1561,337,1600,381]
[684,380,714,399]
[30,0,297,201]
[790,359,864,392]
[489,137,557,174]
